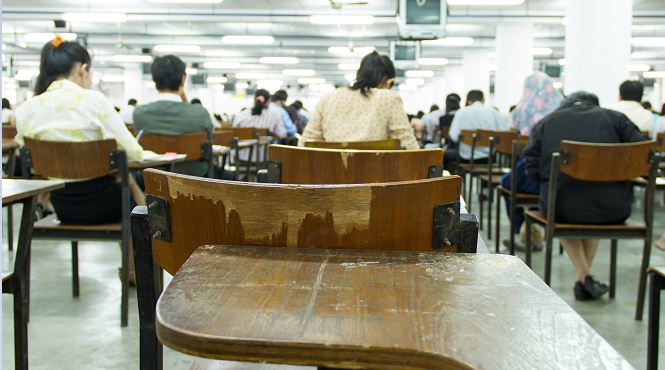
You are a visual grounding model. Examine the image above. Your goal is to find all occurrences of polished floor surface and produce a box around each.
[3,188,665,369]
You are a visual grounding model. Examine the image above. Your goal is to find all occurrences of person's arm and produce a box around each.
[280,108,297,136]
[271,112,287,139]
[298,98,325,146]
[93,92,144,162]
[448,111,462,143]
[523,121,544,182]
[387,94,419,150]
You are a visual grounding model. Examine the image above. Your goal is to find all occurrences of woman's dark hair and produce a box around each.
[416,110,425,119]
[350,51,396,96]
[151,55,186,91]
[190,98,202,105]
[2,98,11,110]
[252,89,271,116]
[445,93,461,114]
[661,103,665,116]
[560,91,599,108]
[35,39,91,96]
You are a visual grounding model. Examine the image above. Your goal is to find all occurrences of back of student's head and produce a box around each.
[561,91,600,108]
[416,110,425,119]
[445,93,461,113]
[151,55,186,92]
[35,37,91,96]
[252,89,271,116]
[642,101,652,111]
[466,90,484,105]
[190,98,202,105]
[429,104,439,113]
[2,98,10,110]
[350,51,396,96]
[128,98,137,106]
[271,89,288,103]
[619,80,644,102]
[290,100,303,110]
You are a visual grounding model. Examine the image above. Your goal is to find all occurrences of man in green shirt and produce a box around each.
[133,54,214,177]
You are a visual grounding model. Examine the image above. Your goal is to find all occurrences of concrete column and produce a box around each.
[463,50,490,104]
[564,0,632,105]
[495,23,534,113]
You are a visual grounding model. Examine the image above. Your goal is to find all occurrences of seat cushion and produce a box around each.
[524,210,646,231]
[34,214,121,232]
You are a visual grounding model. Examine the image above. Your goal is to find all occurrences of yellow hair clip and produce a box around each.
[51,34,64,48]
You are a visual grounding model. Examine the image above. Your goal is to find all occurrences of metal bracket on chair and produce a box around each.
[200,142,213,161]
[146,195,172,242]
[559,150,570,164]
[459,214,479,253]
[428,165,445,178]
[257,160,281,183]
[19,147,32,178]
[432,201,461,249]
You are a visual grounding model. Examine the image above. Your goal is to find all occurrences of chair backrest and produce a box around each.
[213,130,234,146]
[459,130,476,146]
[139,132,209,161]
[142,169,469,274]
[559,140,657,181]
[471,130,493,148]
[267,145,443,184]
[3,126,17,139]
[478,130,519,155]
[21,137,119,179]
[305,139,402,150]
[231,127,259,140]
[657,132,665,152]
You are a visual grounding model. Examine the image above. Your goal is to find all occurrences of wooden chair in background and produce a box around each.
[139,132,214,178]
[218,127,272,180]
[524,140,662,321]
[20,138,131,326]
[304,138,402,150]
[3,125,18,249]
[648,266,665,370]
[130,168,478,370]
[260,145,444,184]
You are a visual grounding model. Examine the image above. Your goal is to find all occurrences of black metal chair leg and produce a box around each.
[525,216,532,268]
[72,241,79,297]
[544,228,553,286]
[13,280,28,370]
[487,186,493,241]
[609,239,617,299]
[636,235,654,321]
[559,242,563,255]
[8,205,13,251]
[647,272,661,370]
[479,187,484,231]
[495,192,501,253]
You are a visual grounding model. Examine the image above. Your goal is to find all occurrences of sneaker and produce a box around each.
[583,275,609,299]
[504,237,544,252]
[574,281,593,301]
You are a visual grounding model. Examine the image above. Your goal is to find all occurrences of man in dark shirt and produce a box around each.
[523,91,645,301]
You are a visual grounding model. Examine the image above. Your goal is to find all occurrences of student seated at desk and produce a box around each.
[15,35,145,225]
[299,51,418,149]
[233,89,286,139]
[133,55,214,177]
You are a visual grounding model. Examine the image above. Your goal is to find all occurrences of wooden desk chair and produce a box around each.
[524,140,662,321]
[139,132,214,178]
[259,145,444,184]
[494,139,540,254]
[131,169,478,370]
[225,127,272,181]
[476,130,518,241]
[3,126,18,250]
[211,130,233,177]
[3,125,17,139]
[648,266,665,370]
[19,138,131,326]
[455,130,498,212]
[304,139,402,150]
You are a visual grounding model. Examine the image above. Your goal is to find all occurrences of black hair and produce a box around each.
[290,100,303,110]
[642,101,652,111]
[429,104,439,113]
[271,89,288,103]
[661,103,665,116]
[252,89,271,116]
[151,55,186,92]
[190,98,202,105]
[445,93,461,114]
[128,98,137,106]
[416,110,425,119]
[619,80,644,102]
[114,106,121,112]
[2,98,10,110]
[350,51,396,97]
[466,90,484,104]
[560,91,600,108]
[35,39,91,96]
[509,104,517,113]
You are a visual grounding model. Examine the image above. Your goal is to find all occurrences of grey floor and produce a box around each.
[3,188,665,370]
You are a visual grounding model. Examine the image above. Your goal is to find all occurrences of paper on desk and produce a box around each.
[141,150,186,161]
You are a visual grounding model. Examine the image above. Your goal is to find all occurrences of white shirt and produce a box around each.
[449,102,508,160]
[421,110,445,142]
[605,100,653,133]
[156,92,182,103]
[15,79,144,162]
[119,105,135,124]
[2,108,14,125]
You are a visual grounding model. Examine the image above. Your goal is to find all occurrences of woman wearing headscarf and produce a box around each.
[501,72,563,252]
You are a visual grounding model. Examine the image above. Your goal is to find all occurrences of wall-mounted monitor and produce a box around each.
[390,41,421,68]
[398,0,446,39]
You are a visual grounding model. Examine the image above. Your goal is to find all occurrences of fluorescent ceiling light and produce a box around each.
[553,81,563,89]
[298,77,325,85]
[145,81,156,88]
[405,70,434,78]
[560,17,567,25]
[18,42,28,48]
[309,83,335,93]
[204,50,242,57]
[398,84,418,91]
[344,73,356,82]
[62,12,127,23]
[222,35,274,45]
[405,78,425,85]
[643,71,665,79]
[14,61,40,67]
[203,61,240,69]
[186,68,198,75]
[447,0,524,5]
[558,59,567,66]
[489,63,497,71]
[207,76,228,84]
[631,37,665,47]
[309,15,374,25]
[328,46,375,57]
[235,82,249,90]
[101,75,125,82]
[282,69,316,77]
[256,79,283,89]
[418,58,449,66]
[259,57,299,65]
[631,51,660,59]
[338,63,360,71]
[212,84,225,90]
[532,47,553,56]
[14,74,34,81]
[154,44,201,53]
[111,55,152,63]
[16,69,39,77]
[1,43,5,50]
[421,37,474,46]
[146,0,222,3]
[628,64,651,72]
[236,72,265,79]
[25,33,77,43]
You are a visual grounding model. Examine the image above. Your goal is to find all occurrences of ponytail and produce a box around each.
[34,35,91,95]
[251,89,270,116]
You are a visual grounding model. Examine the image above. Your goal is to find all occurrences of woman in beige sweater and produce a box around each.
[299,52,419,149]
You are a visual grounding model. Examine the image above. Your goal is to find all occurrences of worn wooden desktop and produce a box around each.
[2,179,64,205]
[156,245,631,370]
[128,153,188,169]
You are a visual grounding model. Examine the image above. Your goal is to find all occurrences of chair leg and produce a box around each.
[487,187,493,241]
[525,216,532,268]
[8,205,13,251]
[467,174,473,212]
[544,229,553,286]
[495,193,501,254]
[647,272,662,370]
[559,242,563,255]
[636,235,654,320]
[71,241,79,297]
[13,280,29,370]
[479,185,484,231]
[609,239,617,299]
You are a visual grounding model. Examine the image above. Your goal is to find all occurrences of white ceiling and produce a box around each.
[3,0,665,85]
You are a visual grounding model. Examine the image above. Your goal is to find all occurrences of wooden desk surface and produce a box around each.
[2,139,18,152]
[2,179,64,205]
[157,245,631,370]
[128,153,188,169]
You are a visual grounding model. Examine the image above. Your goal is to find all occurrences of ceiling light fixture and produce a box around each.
[297,77,326,85]
[405,78,425,85]
[643,71,665,79]
[202,61,240,69]
[558,59,567,66]
[236,72,266,79]
[338,63,360,71]
[405,70,434,78]
[398,84,418,91]
[111,55,153,63]
[309,15,375,25]
[207,76,228,84]
[222,35,274,45]
[328,46,375,56]
[447,0,524,5]
[532,47,553,56]
[25,32,77,43]
[631,37,665,47]
[62,12,128,23]
[628,64,651,72]
[259,57,300,64]
[186,68,198,75]
[418,58,449,66]
[153,44,201,53]
[235,82,249,90]
[421,37,474,46]
[282,69,316,77]
[146,0,222,3]
[344,73,356,82]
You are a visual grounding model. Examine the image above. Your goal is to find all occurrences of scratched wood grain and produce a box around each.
[268,145,444,184]
[23,138,117,179]
[139,132,209,161]
[558,140,656,181]
[304,139,401,150]
[157,245,633,370]
[144,169,462,274]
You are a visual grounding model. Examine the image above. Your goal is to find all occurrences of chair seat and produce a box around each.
[2,271,12,282]
[190,359,313,370]
[524,210,646,231]
[649,267,665,279]
[631,176,665,189]
[479,174,503,184]
[498,187,540,200]
[34,214,122,232]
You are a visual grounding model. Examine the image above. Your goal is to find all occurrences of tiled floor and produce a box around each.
[3,188,665,369]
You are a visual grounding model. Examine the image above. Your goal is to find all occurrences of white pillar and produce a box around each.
[564,0,632,106]
[123,65,144,105]
[495,23,534,113]
[463,51,490,104]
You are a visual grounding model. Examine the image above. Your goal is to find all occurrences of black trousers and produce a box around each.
[51,176,123,224]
